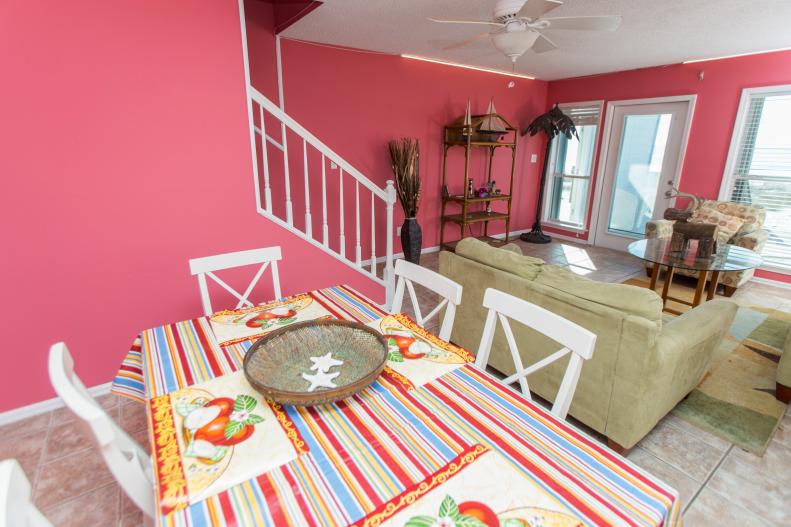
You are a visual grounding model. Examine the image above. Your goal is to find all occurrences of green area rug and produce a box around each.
[624,277,789,455]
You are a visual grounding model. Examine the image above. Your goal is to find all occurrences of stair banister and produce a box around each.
[247,86,396,308]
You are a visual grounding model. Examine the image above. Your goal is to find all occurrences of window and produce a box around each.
[543,102,602,230]
[721,86,791,271]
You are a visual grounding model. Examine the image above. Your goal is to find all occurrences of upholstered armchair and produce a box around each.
[644,200,768,296]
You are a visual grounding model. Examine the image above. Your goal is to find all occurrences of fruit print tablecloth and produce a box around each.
[113,285,682,527]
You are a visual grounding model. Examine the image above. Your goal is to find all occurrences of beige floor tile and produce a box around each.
[120,489,146,527]
[776,414,791,448]
[683,487,772,527]
[637,419,727,481]
[659,414,732,452]
[0,427,48,462]
[34,446,115,509]
[0,411,51,439]
[41,482,120,527]
[51,392,119,426]
[726,439,791,487]
[707,444,791,525]
[118,398,148,436]
[626,447,701,507]
[42,419,95,463]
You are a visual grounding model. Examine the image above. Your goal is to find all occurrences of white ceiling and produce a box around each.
[283,0,791,81]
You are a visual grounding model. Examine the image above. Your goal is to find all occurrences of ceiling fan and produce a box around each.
[429,0,622,62]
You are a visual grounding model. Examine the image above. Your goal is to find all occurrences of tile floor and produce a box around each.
[2,239,789,526]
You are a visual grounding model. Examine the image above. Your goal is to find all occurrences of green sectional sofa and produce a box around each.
[439,237,738,451]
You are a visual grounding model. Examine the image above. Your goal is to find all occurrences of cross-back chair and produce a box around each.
[391,259,463,341]
[475,288,597,420]
[48,343,155,519]
[0,459,51,527]
[189,246,282,316]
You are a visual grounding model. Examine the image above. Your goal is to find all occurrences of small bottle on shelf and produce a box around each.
[467,179,474,198]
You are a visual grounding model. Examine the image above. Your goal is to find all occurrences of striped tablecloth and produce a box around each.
[112,285,682,527]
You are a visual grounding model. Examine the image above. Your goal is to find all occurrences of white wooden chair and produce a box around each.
[391,259,463,341]
[475,288,597,420]
[189,246,283,316]
[48,343,155,519]
[0,459,51,527]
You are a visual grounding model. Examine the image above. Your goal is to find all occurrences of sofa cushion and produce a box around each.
[535,265,663,322]
[455,237,543,280]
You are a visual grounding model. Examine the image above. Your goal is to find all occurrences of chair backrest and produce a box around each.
[391,259,463,341]
[189,246,283,316]
[48,343,154,518]
[0,459,52,527]
[475,288,597,420]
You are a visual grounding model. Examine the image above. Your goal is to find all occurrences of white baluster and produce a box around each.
[355,181,362,266]
[385,180,396,308]
[281,123,293,225]
[302,139,312,238]
[370,192,376,275]
[339,168,346,258]
[321,154,328,246]
[259,106,273,212]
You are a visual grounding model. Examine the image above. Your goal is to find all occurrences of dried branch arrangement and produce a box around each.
[388,138,421,218]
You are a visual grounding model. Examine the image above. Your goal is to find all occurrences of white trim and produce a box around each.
[751,276,791,290]
[237,0,262,214]
[718,83,791,200]
[589,94,697,247]
[0,382,112,427]
[541,100,604,232]
[276,35,285,111]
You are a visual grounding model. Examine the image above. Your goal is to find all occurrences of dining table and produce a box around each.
[112,284,682,527]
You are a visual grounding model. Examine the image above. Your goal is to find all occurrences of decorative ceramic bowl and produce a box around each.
[243,319,388,406]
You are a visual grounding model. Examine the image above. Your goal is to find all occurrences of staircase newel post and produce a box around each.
[385,180,396,309]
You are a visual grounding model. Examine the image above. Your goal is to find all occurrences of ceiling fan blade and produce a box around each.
[532,33,557,53]
[517,0,563,20]
[428,17,504,28]
[542,15,622,31]
[441,32,492,50]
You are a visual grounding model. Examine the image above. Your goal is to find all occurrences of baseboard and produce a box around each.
[0,382,113,427]
[752,276,791,290]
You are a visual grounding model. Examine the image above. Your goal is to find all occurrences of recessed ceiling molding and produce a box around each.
[682,47,791,64]
[400,54,536,80]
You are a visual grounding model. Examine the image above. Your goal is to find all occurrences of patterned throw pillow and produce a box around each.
[690,208,745,245]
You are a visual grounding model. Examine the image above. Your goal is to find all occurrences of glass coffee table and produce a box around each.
[627,238,763,314]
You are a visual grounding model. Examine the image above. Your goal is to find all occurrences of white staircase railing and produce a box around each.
[247,86,396,306]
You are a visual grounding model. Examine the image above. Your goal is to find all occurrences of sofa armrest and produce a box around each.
[645,219,674,239]
[732,228,768,253]
[654,299,737,388]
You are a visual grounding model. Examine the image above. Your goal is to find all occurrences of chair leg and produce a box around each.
[723,285,737,297]
[777,382,791,404]
[607,438,631,456]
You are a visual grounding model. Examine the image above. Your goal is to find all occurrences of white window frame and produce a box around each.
[719,83,791,275]
[541,100,605,234]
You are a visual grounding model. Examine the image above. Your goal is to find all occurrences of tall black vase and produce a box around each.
[400,218,422,264]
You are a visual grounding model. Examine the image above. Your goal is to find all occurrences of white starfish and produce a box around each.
[301,370,340,392]
[309,352,344,373]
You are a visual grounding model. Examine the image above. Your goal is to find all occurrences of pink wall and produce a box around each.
[545,51,791,247]
[243,33,550,252]
[0,0,385,413]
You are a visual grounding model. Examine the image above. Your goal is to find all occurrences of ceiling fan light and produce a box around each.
[491,30,539,60]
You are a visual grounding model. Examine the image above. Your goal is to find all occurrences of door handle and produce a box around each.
[664,190,673,198]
